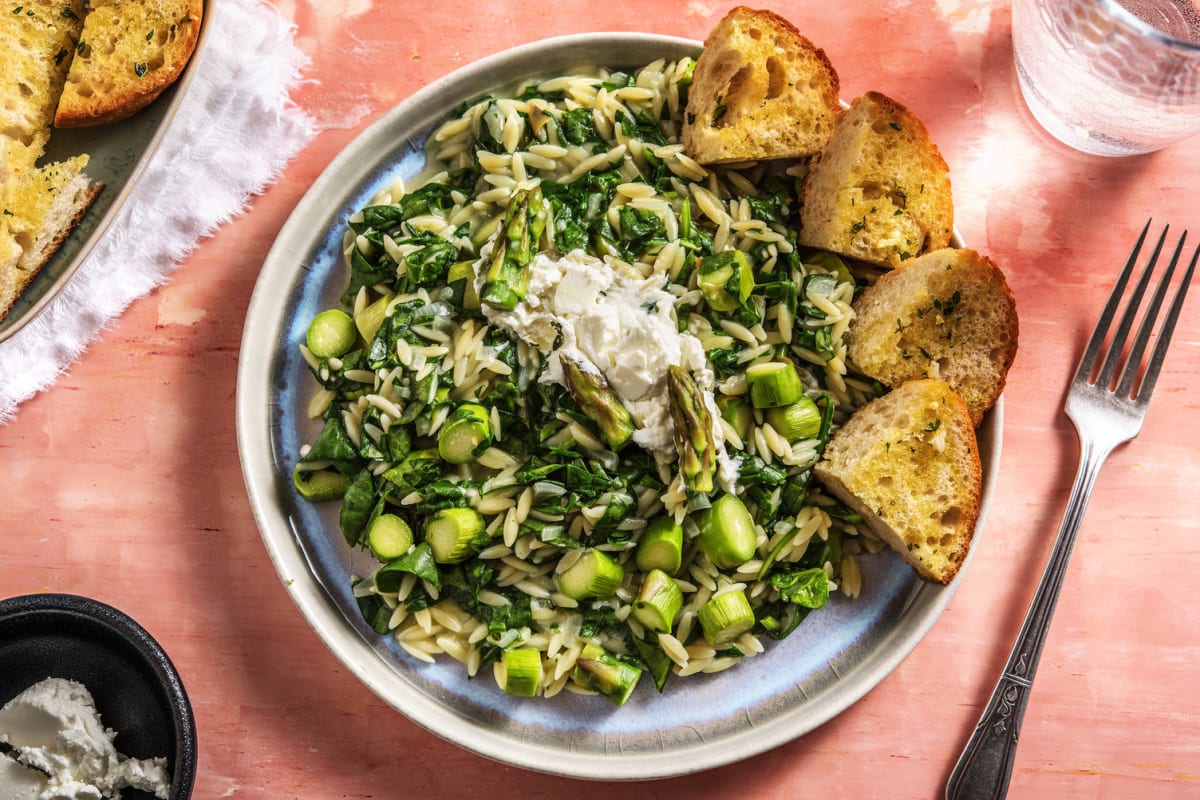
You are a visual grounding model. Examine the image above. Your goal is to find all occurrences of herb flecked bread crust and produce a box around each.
[799,91,953,269]
[846,247,1019,427]
[681,6,841,164]
[814,378,982,585]
[54,0,203,128]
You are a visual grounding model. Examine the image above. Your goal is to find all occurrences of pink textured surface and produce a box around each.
[3,2,1199,797]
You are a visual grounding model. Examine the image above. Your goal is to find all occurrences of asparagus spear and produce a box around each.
[559,352,636,451]
[480,186,548,310]
[667,365,716,494]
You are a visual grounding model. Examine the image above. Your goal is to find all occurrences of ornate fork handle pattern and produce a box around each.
[945,439,1110,800]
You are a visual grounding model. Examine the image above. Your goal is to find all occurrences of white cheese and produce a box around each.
[0,678,171,800]
[0,751,48,800]
[483,249,738,485]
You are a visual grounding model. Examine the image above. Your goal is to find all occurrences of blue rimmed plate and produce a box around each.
[235,32,1000,780]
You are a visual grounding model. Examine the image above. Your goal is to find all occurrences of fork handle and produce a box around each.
[945,439,1110,799]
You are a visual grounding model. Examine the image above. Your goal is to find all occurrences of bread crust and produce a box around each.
[814,378,981,585]
[682,6,841,164]
[54,0,204,128]
[799,91,953,268]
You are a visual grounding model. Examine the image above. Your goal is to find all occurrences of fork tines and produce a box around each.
[1080,220,1199,402]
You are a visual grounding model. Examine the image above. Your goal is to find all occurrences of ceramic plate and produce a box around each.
[0,1,210,344]
[236,32,1000,780]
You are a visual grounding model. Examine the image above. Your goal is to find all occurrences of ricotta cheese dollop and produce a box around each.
[0,678,171,800]
[482,249,738,485]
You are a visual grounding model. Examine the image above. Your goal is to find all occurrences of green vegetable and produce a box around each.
[367,513,414,561]
[698,250,754,313]
[446,260,480,311]
[695,493,757,569]
[573,643,642,706]
[382,449,443,495]
[629,635,672,693]
[631,569,682,633]
[698,589,756,646]
[559,353,635,451]
[375,541,440,593]
[717,395,753,442]
[425,507,488,563]
[437,403,494,464]
[746,360,804,408]
[765,395,822,441]
[292,465,348,501]
[481,186,548,310]
[306,309,357,358]
[555,548,624,600]
[502,648,543,697]
[667,366,716,494]
[634,516,683,574]
[354,293,394,344]
[773,567,830,609]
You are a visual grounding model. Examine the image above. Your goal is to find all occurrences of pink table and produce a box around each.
[3,1,1199,797]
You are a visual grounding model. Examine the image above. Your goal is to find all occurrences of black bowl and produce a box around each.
[0,594,196,798]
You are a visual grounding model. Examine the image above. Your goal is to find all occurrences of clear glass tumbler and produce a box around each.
[1012,0,1200,156]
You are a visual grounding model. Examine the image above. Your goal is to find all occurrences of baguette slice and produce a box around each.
[847,247,1018,426]
[799,91,953,268]
[814,378,981,585]
[0,155,103,320]
[0,1,85,146]
[682,6,840,164]
[54,0,203,128]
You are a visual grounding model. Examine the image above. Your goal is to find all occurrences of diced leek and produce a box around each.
[698,250,753,313]
[746,360,805,408]
[555,548,624,600]
[698,589,756,646]
[695,493,758,569]
[502,648,543,697]
[354,293,394,344]
[631,569,683,634]
[425,507,487,563]
[292,465,348,502]
[635,516,683,574]
[573,643,642,706]
[765,396,822,441]
[306,309,357,358]
[367,513,414,561]
[437,403,494,464]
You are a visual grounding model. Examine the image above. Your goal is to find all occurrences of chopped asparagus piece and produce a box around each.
[766,395,822,441]
[306,309,357,358]
[481,186,548,310]
[698,589,756,646]
[635,516,684,574]
[559,352,635,451]
[437,403,494,464]
[446,260,480,311]
[746,360,804,408]
[695,493,757,569]
[502,648,543,697]
[667,365,716,494]
[367,513,414,561]
[717,394,753,442]
[555,548,624,600]
[425,507,487,563]
[631,569,683,633]
[573,643,642,706]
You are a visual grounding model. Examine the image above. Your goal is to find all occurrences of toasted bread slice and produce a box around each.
[814,378,981,585]
[799,91,953,268]
[682,6,840,164]
[0,155,102,320]
[847,247,1018,426]
[0,1,85,146]
[54,0,203,128]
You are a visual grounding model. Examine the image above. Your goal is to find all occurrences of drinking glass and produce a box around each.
[1012,0,1200,156]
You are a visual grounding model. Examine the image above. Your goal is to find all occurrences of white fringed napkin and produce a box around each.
[0,0,314,421]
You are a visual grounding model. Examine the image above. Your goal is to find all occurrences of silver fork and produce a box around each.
[945,220,1199,800]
